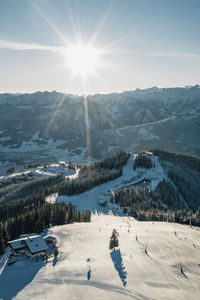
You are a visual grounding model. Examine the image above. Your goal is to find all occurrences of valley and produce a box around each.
[0,86,200,175]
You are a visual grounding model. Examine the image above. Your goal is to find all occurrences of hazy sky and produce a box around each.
[0,0,200,95]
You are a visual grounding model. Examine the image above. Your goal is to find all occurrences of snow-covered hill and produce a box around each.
[1,152,200,299]
[57,154,165,212]
[1,214,200,300]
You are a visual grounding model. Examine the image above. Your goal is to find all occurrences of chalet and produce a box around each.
[25,235,47,255]
[8,234,47,255]
[8,238,27,252]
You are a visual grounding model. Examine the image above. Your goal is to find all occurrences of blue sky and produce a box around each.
[0,0,200,94]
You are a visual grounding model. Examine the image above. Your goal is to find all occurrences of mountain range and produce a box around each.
[0,85,200,174]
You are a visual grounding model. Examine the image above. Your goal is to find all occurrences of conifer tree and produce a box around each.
[109,229,119,250]
[2,223,9,245]
[0,223,5,255]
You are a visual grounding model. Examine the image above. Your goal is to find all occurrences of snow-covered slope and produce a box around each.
[1,153,200,300]
[1,214,200,300]
[57,154,165,213]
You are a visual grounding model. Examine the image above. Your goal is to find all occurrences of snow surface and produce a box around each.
[1,214,200,300]
[0,163,78,182]
[45,193,58,204]
[1,154,200,299]
[57,154,165,212]
[25,236,47,254]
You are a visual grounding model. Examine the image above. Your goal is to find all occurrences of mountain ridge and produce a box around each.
[0,86,200,174]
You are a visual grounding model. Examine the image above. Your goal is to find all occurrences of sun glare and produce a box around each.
[65,44,100,77]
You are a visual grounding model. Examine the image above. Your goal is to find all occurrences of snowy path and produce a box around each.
[0,163,78,182]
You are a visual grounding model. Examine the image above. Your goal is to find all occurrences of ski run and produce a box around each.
[0,153,200,299]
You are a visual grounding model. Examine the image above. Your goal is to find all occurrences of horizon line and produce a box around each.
[0,84,199,97]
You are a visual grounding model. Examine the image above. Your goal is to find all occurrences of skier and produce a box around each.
[180,263,183,273]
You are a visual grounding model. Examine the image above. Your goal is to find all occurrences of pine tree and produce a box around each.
[109,229,119,250]
[2,223,9,245]
[68,202,74,223]
[0,223,5,255]
[54,246,59,257]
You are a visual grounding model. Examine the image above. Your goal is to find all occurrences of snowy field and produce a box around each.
[1,153,200,299]
[1,214,200,300]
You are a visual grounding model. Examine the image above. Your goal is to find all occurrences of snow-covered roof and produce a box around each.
[8,238,26,250]
[20,233,37,238]
[25,235,47,254]
[44,235,57,242]
[8,234,48,253]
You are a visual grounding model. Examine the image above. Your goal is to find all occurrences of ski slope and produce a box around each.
[1,154,200,299]
[1,214,200,300]
[57,154,165,212]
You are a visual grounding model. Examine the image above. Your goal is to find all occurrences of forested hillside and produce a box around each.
[110,150,200,226]
[1,149,200,256]
[0,151,129,254]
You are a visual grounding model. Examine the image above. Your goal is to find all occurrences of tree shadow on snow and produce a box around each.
[0,259,45,300]
[145,251,152,260]
[52,256,58,267]
[110,250,127,287]
[181,271,188,280]
[87,267,91,281]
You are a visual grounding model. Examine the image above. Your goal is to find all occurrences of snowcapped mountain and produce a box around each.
[0,86,200,174]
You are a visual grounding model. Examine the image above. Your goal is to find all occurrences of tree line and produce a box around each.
[133,152,152,170]
[1,151,130,207]
[0,203,91,255]
[0,151,130,255]
[110,179,200,226]
[152,149,200,173]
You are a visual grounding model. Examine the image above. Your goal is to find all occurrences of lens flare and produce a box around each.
[65,44,100,77]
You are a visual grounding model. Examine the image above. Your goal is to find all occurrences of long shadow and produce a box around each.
[0,258,45,300]
[87,267,91,281]
[145,251,152,260]
[110,250,127,287]
[52,256,58,267]
[181,271,188,280]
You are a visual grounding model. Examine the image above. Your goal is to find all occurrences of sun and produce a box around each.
[65,43,100,77]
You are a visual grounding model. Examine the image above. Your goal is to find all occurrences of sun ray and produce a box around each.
[89,0,114,45]
[104,28,142,50]
[44,70,77,136]
[65,0,82,44]
[29,0,70,46]
[83,95,91,158]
